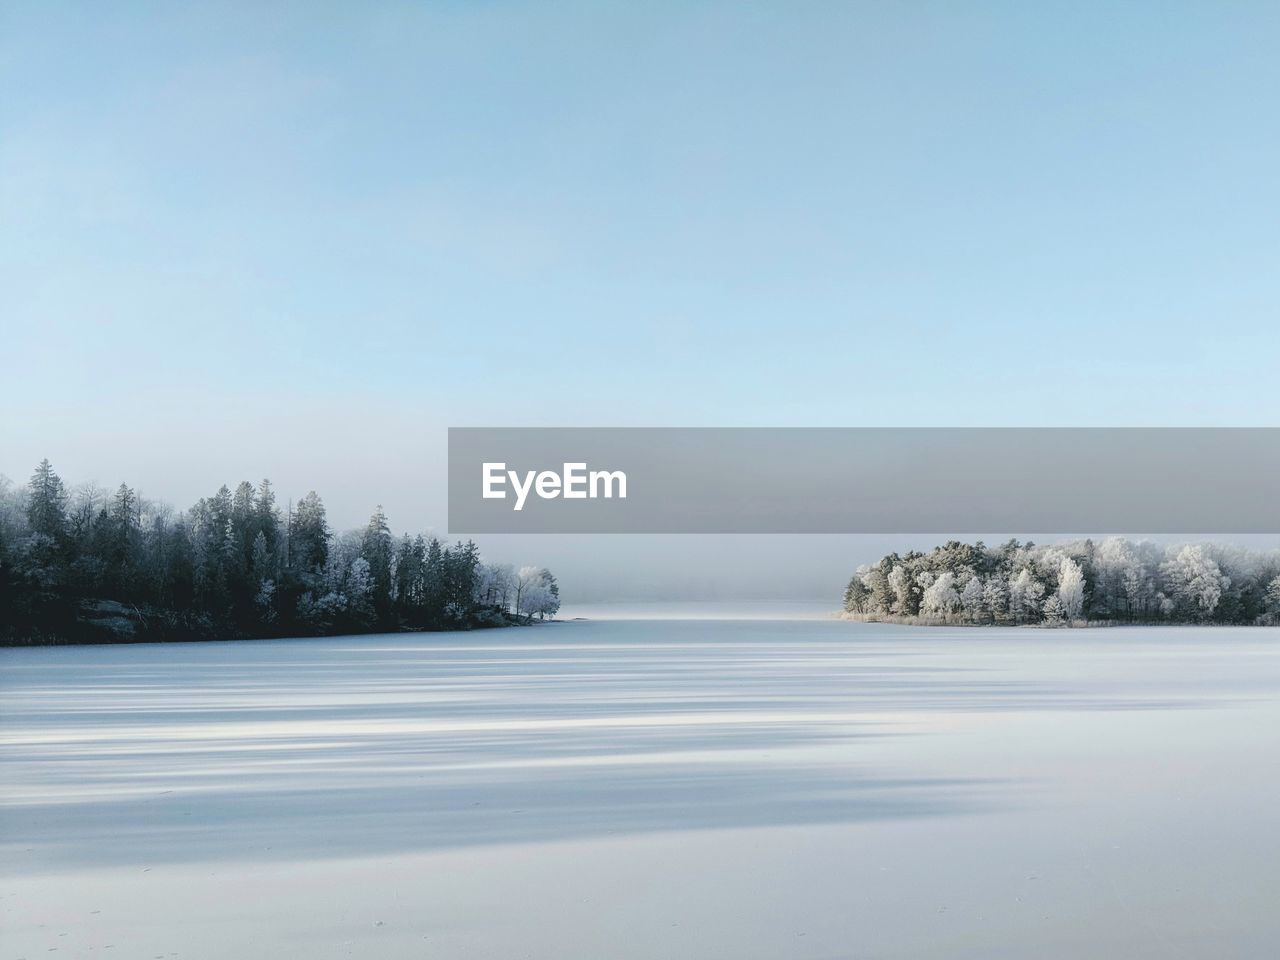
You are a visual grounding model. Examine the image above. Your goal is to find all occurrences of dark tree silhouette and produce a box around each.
[0,460,557,645]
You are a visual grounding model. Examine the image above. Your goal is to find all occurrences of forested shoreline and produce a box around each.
[0,460,559,645]
[844,538,1280,627]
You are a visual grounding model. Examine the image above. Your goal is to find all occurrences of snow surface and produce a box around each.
[3,618,1280,958]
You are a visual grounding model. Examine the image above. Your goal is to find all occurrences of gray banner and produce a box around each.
[448,428,1280,533]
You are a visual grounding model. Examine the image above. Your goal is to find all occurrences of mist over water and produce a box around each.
[558,600,838,620]
[4,619,1280,957]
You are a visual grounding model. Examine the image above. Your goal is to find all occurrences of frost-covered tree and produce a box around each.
[862,562,893,614]
[250,530,272,581]
[515,565,543,620]
[920,571,959,619]
[229,481,256,571]
[516,567,561,620]
[474,562,516,613]
[539,569,560,619]
[250,531,275,623]
[1265,576,1280,624]
[361,506,394,623]
[1162,545,1228,620]
[887,564,916,616]
[254,578,277,624]
[346,556,375,626]
[27,459,68,540]
[290,491,329,575]
[843,536,1279,628]
[843,566,872,614]
[1008,568,1045,623]
[982,576,1008,622]
[1057,558,1086,623]
[960,576,986,622]
[254,480,279,557]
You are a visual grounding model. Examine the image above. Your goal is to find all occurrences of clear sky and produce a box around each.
[3,2,1278,599]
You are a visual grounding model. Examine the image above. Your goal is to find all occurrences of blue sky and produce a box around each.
[3,1,1278,596]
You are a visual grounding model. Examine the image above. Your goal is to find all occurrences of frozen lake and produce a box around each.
[3,617,1280,958]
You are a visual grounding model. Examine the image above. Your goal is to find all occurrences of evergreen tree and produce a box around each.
[27,459,67,540]
[254,479,280,562]
[393,534,424,617]
[1,459,552,643]
[442,540,480,621]
[290,492,329,575]
[423,536,445,624]
[360,506,394,623]
[107,484,141,594]
[230,481,257,569]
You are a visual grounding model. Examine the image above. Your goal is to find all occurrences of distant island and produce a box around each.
[844,538,1280,627]
[1,460,559,645]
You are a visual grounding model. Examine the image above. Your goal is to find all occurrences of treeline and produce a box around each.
[844,538,1280,627]
[0,460,560,645]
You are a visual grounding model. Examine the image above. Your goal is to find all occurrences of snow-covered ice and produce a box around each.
[3,618,1280,958]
